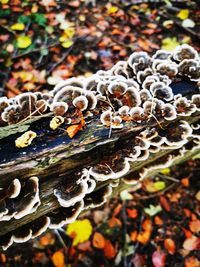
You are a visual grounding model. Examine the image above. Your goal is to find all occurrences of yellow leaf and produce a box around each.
[177,9,189,20]
[159,168,170,175]
[11,23,25,31]
[66,219,93,246]
[64,28,75,39]
[161,37,180,51]
[16,35,32,49]
[0,0,9,3]
[107,6,118,14]
[61,40,73,48]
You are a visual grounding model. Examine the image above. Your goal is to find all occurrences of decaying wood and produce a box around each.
[0,106,199,237]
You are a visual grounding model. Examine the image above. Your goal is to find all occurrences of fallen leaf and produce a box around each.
[107,6,118,15]
[113,203,122,217]
[154,181,166,191]
[189,220,200,233]
[61,40,74,48]
[16,35,32,49]
[66,119,85,138]
[159,168,170,175]
[104,240,116,259]
[108,217,122,227]
[184,256,200,267]
[161,37,180,51]
[120,190,133,200]
[182,19,195,28]
[52,251,66,267]
[152,250,166,267]
[160,196,170,212]
[144,204,162,217]
[183,235,200,251]
[164,238,176,254]
[127,208,138,219]
[154,216,163,225]
[92,232,105,249]
[66,219,93,246]
[130,230,138,242]
[177,9,189,20]
[77,241,91,252]
[11,23,25,31]
[137,231,151,244]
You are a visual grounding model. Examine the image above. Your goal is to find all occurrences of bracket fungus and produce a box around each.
[0,45,199,250]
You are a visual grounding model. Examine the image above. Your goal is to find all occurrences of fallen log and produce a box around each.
[0,44,199,250]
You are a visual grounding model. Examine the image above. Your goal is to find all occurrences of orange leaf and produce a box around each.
[137,231,151,245]
[66,118,85,138]
[184,256,200,267]
[66,124,82,138]
[92,232,105,249]
[130,230,138,242]
[154,216,163,225]
[189,220,200,233]
[182,228,192,238]
[127,208,138,219]
[164,238,176,254]
[113,204,122,217]
[191,213,197,221]
[183,208,191,218]
[52,251,65,267]
[160,196,170,212]
[103,240,116,259]
[0,253,6,263]
[181,178,189,187]
[108,217,122,228]
[142,219,152,231]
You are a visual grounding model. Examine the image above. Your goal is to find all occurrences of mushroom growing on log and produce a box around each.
[0,45,199,250]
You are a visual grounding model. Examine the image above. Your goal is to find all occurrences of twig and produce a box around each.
[46,38,79,76]
[159,12,200,41]
[135,182,176,200]
[122,200,128,267]
[54,229,68,249]
[157,173,180,183]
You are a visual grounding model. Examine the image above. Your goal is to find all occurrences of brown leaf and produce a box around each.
[159,196,170,212]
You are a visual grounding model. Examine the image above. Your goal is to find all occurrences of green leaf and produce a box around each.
[0,9,11,18]
[144,204,162,217]
[18,15,31,24]
[32,13,47,27]
[16,35,32,49]
[154,181,166,191]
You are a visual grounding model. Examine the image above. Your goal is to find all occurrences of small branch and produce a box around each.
[135,182,176,200]
[157,174,180,183]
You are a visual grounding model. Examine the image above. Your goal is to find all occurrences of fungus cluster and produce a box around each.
[0,177,40,222]
[0,44,199,249]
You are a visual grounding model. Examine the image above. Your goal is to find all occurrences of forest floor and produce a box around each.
[0,0,199,266]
